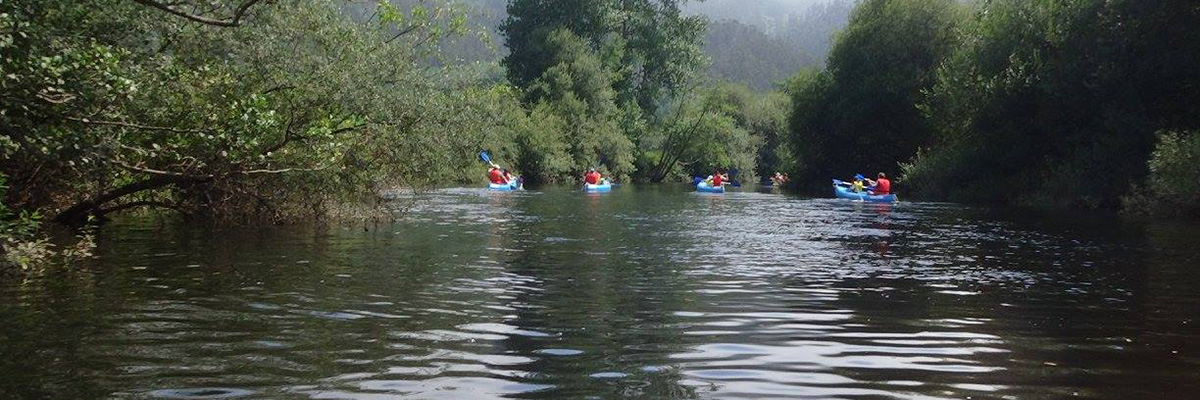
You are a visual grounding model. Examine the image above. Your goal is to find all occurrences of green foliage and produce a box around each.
[787,0,961,190]
[1148,131,1200,205]
[501,0,707,114]
[1123,131,1200,215]
[639,85,762,182]
[516,29,635,183]
[712,84,792,177]
[907,0,1200,208]
[0,0,513,227]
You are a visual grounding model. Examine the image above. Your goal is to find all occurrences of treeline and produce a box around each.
[496,0,789,184]
[788,0,1200,214]
[2,0,792,268]
[0,0,514,267]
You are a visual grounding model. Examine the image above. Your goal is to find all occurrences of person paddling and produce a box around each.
[851,174,866,193]
[584,168,602,185]
[866,172,891,195]
[712,171,725,187]
[487,165,506,184]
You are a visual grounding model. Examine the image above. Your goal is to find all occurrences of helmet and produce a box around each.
[854,174,864,180]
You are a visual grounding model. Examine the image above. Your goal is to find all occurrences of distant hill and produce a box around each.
[690,0,854,91]
[684,0,832,31]
[705,19,818,91]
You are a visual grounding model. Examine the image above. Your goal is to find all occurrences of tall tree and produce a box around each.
[787,0,961,189]
[904,0,1200,208]
[501,0,706,113]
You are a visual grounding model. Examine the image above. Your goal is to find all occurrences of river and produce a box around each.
[2,185,1198,399]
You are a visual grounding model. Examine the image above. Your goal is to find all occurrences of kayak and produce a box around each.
[488,181,521,191]
[584,181,613,192]
[832,179,896,203]
[696,182,726,193]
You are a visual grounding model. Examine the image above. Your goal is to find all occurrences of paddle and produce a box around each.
[478,151,498,168]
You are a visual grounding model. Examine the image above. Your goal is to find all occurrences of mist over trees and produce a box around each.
[692,0,854,91]
[704,19,817,92]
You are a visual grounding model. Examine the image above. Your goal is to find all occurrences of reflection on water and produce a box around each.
[2,185,1199,399]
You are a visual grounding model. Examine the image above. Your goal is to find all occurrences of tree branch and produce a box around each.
[53,175,202,225]
[99,200,188,216]
[386,25,422,44]
[109,157,216,180]
[130,0,264,27]
[68,116,210,134]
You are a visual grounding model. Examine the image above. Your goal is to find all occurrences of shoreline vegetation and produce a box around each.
[2,0,1198,271]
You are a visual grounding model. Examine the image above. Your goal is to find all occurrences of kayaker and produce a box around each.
[867,172,891,195]
[584,169,602,185]
[773,172,789,185]
[712,171,724,186]
[851,174,866,192]
[502,169,515,185]
[488,166,506,184]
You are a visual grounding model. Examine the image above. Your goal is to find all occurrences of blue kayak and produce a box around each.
[584,181,613,192]
[696,182,726,193]
[832,179,896,203]
[488,181,521,191]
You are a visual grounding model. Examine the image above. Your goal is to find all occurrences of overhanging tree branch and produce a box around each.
[130,0,264,27]
[68,116,211,134]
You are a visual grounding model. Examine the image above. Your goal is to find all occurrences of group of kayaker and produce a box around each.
[846,172,891,195]
[486,163,606,188]
[485,154,892,198]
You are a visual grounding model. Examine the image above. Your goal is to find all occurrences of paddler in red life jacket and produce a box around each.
[711,171,724,186]
[487,166,506,184]
[584,169,602,185]
[866,172,891,195]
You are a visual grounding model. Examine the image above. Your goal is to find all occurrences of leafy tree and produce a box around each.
[640,85,761,182]
[522,29,635,182]
[905,0,1200,208]
[0,0,497,230]
[713,84,793,177]
[501,0,706,114]
[787,0,961,190]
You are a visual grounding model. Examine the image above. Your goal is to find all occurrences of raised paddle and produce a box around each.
[478,151,498,168]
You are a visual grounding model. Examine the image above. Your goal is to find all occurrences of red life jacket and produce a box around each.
[712,174,723,186]
[488,168,505,184]
[874,178,891,194]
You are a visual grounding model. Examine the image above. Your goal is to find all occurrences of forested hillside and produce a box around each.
[688,0,854,89]
[704,19,817,91]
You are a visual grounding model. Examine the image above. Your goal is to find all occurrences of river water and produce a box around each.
[2,185,1199,399]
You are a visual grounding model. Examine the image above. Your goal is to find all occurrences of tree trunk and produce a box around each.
[52,175,198,226]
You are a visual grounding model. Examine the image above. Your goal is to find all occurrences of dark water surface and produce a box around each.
[3,185,1200,399]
